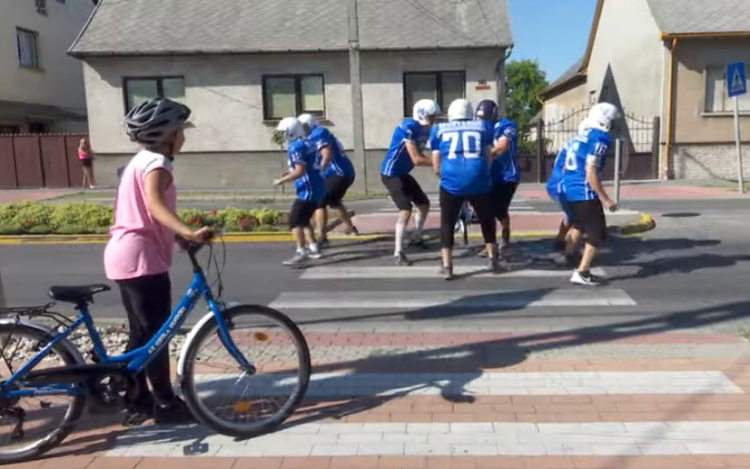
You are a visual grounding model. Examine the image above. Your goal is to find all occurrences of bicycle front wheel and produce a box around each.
[180,305,311,438]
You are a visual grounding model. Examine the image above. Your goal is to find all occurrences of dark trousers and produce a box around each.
[116,272,175,406]
[439,187,497,248]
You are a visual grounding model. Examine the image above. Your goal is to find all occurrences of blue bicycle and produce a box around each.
[0,238,311,464]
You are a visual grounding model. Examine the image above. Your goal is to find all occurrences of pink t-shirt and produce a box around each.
[104,150,177,280]
[78,150,89,160]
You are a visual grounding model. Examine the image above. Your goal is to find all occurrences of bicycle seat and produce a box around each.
[48,284,111,305]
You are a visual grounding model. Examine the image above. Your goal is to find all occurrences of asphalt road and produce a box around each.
[2,199,750,335]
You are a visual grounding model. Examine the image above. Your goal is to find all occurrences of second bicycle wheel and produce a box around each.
[180,305,311,438]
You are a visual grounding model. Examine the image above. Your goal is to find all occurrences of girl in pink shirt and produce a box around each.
[104,98,211,426]
[78,137,97,189]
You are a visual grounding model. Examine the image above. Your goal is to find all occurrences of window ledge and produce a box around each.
[262,118,333,127]
[701,111,750,117]
[19,64,44,72]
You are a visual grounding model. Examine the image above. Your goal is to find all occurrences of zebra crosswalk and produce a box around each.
[378,195,537,213]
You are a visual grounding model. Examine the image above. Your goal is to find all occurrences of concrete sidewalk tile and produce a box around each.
[383,433,429,444]
[406,423,450,434]
[231,457,285,469]
[339,433,384,444]
[450,444,499,456]
[40,456,96,468]
[356,443,405,456]
[311,444,358,456]
[279,457,332,469]
[405,444,451,456]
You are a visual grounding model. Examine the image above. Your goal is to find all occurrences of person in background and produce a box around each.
[431,99,499,280]
[274,117,326,266]
[381,99,441,266]
[559,102,620,286]
[487,104,520,253]
[79,137,97,189]
[104,98,212,426]
[297,114,358,247]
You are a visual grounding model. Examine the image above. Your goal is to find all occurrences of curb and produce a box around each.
[608,212,657,236]
[0,213,657,245]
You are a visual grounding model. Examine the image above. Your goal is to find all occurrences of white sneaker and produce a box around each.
[570,270,601,286]
[283,250,309,266]
[307,247,322,260]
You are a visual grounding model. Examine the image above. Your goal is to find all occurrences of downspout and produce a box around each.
[496,46,513,116]
[664,38,677,180]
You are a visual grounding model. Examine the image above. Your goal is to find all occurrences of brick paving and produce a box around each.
[6,327,748,469]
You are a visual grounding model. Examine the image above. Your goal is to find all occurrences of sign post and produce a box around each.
[727,61,747,194]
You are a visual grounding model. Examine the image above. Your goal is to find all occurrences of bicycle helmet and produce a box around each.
[125,98,192,146]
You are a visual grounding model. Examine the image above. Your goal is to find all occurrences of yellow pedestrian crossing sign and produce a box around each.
[727,62,747,97]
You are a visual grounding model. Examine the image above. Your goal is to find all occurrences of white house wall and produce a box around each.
[585,0,663,119]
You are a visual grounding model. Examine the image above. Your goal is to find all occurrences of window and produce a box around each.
[706,67,750,113]
[0,125,21,135]
[35,0,47,14]
[123,77,185,111]
[262,75,325,120]
[403,71,465,116]
[16,29,40,69]
[28,122,48,134]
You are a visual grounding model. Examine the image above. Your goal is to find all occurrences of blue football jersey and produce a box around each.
[546,148,566,201]
[490,119,520,184]
[288,139,325,202]
[430,119,494,196]
[381,118,429,177]
[308,127,355,179]
[560,128,612,201]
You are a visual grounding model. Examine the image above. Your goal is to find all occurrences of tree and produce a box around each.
[505,59,549,135]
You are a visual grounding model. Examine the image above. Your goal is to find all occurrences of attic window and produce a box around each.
[35,0,47,15]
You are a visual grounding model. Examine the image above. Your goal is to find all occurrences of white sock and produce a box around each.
[394,220,406,256]
[296,247,306,255]
[309,242,319,253]
[414,212,426,238]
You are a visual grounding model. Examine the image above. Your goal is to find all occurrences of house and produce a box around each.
[0,0,92,134]
[539,0,750,181]
[68,0,513,190]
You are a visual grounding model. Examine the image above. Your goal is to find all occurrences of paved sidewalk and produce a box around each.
[21,324,750,469]
[518,182,749,201]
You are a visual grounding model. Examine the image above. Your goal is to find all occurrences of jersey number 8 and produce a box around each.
[442,131,482,160]
[564,141,580,171]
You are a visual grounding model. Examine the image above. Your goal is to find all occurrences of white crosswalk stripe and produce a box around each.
[378,197,536,213]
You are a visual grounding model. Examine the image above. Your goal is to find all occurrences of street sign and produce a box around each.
[727,62,747,98]
[727,61,747,194]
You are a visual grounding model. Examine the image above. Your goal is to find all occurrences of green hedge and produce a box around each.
[0,202,284,235]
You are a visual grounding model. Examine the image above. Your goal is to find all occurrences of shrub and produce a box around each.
[0,202,283,235]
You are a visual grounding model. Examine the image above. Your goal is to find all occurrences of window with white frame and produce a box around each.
[16,28,40,68]
[705,66,750,113]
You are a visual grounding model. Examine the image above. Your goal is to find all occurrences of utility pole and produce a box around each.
[348,0,368,194]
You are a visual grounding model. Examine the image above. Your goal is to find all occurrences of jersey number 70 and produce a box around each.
[442,131,482,160]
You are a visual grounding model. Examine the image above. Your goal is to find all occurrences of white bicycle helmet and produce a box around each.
[125,98,191,146]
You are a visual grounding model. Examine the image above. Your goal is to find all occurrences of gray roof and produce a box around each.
[540,57,584,95]
[70,0,513,56]
[647,0,750,35]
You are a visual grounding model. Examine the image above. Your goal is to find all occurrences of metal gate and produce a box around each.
[522,106,660,183]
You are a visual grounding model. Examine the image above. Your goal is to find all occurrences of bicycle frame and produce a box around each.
[1,247,253,399]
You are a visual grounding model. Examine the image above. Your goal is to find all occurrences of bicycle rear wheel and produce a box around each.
[180,305,311,438]
[0,322,85,465]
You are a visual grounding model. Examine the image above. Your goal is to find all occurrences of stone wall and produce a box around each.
[673,144,750,180]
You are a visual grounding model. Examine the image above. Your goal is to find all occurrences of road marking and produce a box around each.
[300,266,606,280]
[189,371,742,397]
[269,288,636,309]
[107,420,750,457]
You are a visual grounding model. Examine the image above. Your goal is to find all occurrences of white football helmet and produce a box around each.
[413,99,441,125]
[587,103,620,132]
[297,113,319,134]
[447,99,473,121]
[276,117,305,142]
